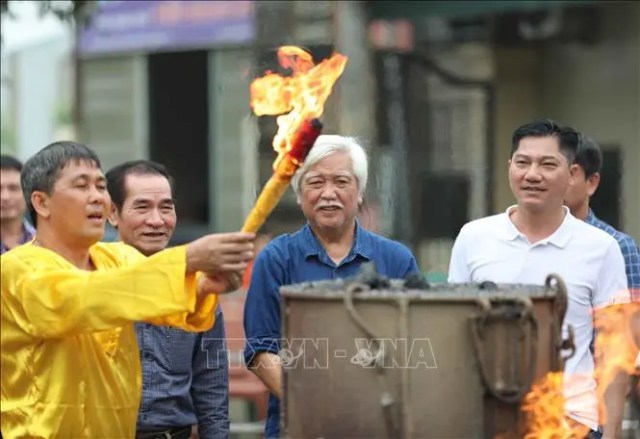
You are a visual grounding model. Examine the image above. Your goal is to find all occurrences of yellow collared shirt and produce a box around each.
[1,242,218,438]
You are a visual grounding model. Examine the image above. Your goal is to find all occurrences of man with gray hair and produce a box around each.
[1,141,254,438]
[243,134,420,438]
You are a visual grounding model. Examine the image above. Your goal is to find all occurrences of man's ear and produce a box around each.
[568,163,580,185]
[108,203,119,228]
[31,191,50,221]
[586,172,601,197]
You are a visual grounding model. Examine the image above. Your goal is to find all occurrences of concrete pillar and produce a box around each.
[333,1,377,143]
[332,2,386,237]
[493,48,542,212]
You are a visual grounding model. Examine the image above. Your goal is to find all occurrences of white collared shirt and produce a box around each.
[448,205,629,429]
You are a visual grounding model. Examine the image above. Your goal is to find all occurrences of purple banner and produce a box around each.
[79,1,255,56]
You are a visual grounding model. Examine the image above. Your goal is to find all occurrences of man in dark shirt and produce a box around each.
[0,155,34,254]
[563,134,639,301]
[107,160,229,439]
[243,135,420,438]
[563,134,638,437]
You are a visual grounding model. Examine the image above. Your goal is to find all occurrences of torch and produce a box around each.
[240,46,348,234]
[241,118,323,233]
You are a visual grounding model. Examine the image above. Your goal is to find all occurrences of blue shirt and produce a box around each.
[136,306,229,438]
[0,220,35,254]
[586,209,640,301]
[243,223,419,438]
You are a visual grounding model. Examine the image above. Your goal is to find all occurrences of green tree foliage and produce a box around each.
[1,0,96,21]
[1,0,97,42]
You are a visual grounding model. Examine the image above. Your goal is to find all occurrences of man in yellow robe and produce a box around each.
[0,141,255,438]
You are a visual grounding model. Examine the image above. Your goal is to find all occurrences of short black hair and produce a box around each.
[0,154,23,172]
[574,134,602,178]
[511,119,580,164]
[21,141,101,227]
[106,160,176,211]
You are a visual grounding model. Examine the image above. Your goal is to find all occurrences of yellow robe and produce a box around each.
[0,242,218,438]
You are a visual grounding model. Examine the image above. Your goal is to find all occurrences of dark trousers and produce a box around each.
[587,430,602,439]
[136,426,191,439]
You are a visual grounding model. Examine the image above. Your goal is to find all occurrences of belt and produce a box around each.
[136,426,192,439]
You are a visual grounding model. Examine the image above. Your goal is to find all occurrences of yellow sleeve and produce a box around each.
[1,245,216,338]
[145,276,218,332]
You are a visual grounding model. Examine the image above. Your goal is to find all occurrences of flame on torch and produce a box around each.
[250,46,348,170]
[241,46,348,233]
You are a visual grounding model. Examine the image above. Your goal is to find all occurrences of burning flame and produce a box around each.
[521,372,589,439]
[239,47,345,233]
[249,46,348,169]
[522,302,640,438]
[593,303,640,428]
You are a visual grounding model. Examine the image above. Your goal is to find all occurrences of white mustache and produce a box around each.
[315,203,343,211]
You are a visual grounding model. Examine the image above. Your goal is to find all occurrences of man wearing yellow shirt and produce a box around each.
[0,141,255,438]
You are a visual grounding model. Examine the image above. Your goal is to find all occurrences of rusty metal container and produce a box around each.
[280,267,570,439]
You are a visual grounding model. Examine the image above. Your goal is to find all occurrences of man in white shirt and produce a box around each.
[448,119,629,438]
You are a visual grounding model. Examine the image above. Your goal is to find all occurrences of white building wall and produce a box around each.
[539,2,640,241]
[3,32,73,161]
